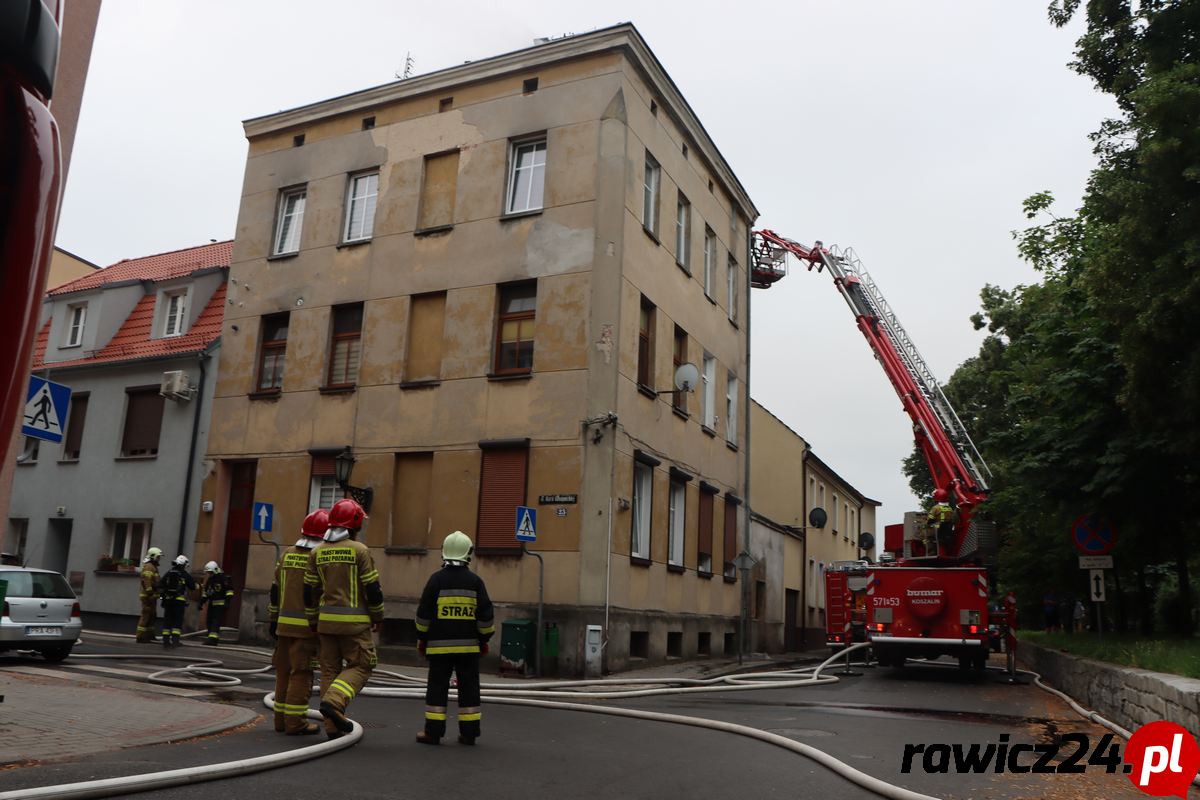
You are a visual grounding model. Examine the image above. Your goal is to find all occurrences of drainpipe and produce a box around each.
[176,348,211,557]
[800,443,809,646]
[741,216,754,659]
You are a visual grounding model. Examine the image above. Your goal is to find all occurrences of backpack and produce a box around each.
[160,569,186,599]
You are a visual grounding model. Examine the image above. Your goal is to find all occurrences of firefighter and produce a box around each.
[926,489,956,554]
[304,499,384,739]
[135,547,163,642]
[414,530,494,746]
[268,509,328,735]
[160,555,196,648]
[199,561,235,646]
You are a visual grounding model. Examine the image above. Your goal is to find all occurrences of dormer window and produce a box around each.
[64,303,86,347]
[162,290,187,337]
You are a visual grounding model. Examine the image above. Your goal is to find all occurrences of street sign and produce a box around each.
[21,377,71,443]
[252,502,274,532]
[1089,569,1106,602]
[1079,555,1114,570]
[1072,514,1117,556]
[515,505,537,542]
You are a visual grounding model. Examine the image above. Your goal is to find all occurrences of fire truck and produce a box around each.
[752,231,997,670]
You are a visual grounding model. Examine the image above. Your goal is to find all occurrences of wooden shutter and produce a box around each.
[311,455,336,476]
[697,488,714,568]
[393,453,434,547]
[62,394,89,460]
[477,447,528,553]
[405,293,446,382]
[121,389,164,457]
[723,498,738,574]
[417,150,460,230]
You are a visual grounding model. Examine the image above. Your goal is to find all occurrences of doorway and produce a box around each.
[785,588,800,651]
[220,461,256,622]
[44,519,72,574]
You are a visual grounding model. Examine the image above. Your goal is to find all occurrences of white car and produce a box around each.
[0,566,82,661]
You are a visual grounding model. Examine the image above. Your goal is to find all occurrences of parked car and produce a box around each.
[0,566,82,661]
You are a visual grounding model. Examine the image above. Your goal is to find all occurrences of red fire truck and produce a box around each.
[752,231,998,670]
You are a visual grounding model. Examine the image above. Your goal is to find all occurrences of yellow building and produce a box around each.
[197,25,756,673]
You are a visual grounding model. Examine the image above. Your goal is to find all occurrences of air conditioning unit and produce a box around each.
[160,370,194,401]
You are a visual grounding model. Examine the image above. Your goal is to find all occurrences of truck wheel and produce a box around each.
[40,643,73,662]
[958,655,971,671]
[972,653,987,672]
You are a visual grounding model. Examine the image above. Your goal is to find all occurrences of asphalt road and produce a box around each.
[2,645,1194,800]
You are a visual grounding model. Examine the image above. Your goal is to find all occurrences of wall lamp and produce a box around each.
[334,446,374,513]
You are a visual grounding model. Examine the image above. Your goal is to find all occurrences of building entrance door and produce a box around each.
[220,461,256,624]
[44,518,72,575]
[785,588,799,651]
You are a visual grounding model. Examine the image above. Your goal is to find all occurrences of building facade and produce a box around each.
[6,242,228,621]
[198,25,757,673]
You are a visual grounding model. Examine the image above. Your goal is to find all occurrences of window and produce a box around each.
[405,292,446,382]
[326,304,363,388]
[110,520,150,562]
[844,502,851,541]
[818,562,827,608]
[754,580,766,619]
[64,303,86,347]
[638,297,655,389]
[439,97,453,112]
[418,150,459,230]
[61,393,88,461]
[477,445,528,553]
[257,313,289,392]
[343,171,379,242]
[725,373,739,446]
[675,193,690,270]
[121,388,164,457]
[832,494,839,534]
[8,519,28,562]
[272,187,306,255]
[723,497,738,580]
[672,326,687,414]
[668,478,686,568]
[818,484,826,528]
[809,477,816,514]
[703,227,716,298]
[162,291,187,337]
[494,283,536,374]
[393,453,433,546]
[698,487,715,575]
[702,354,716,429]
[293,134,305,147]
[642,152,660,237]
[506,139,546,214]
[309,454,339,511]
[19,436,38,464]
[631,461,653,560]
[727,256,738,323]
[361,116,375,130]
[522,77,539,94]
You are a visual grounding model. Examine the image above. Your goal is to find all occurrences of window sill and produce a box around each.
[723,574,737,584]
[115,454,158,461]
[414,224,454,237]
[697,570,714,580]
[642,226,660,246]
[498,208,543,222]
[728,318,739,329]
[60,343,82,350]
[16,460,37,467]
[705,293,717,306]
[384,546,428,556]
[725,440,739,452]
[336,238,372,250]
[476,547,523,557]
[319,385,357,395]
[701,425,716,438]
[248,389,282,401]
[636,384,658,400]
[667,563,685,574]
[671,407,689,421]
[266,251,299,262]
[399,379,441,390]
[57,458,79,465]
[630,556,652,567]
[675,261,690,276]
[487,372,533,383]
[93,569,138,578]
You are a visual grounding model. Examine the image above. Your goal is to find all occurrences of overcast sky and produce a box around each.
[55,1,1115,528]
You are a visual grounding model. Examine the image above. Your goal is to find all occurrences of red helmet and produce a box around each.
[329,498,366,530]
[301,508,330,539]
[932,489,949,503]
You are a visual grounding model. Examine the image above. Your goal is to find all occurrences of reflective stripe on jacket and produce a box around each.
[416,565,494,655]
[271,546,316,638]
[203,572,235,606]
[304,539,383,635]
[139,562,159,600]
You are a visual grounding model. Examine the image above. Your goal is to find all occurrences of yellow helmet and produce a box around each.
[442,531,473,564]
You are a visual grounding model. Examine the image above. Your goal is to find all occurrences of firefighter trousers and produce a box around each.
[161,601,186,642]
[318,630,377,729]
[272,635,317,733]
[424,654,481,740]
[136,596,157,641]
[205,602,226,643]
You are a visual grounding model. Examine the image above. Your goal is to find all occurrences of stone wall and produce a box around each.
[1019,641,1200,735]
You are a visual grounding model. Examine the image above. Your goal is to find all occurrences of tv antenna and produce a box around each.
[396,52,415,80]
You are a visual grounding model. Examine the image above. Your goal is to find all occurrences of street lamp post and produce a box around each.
[334,446,374,513]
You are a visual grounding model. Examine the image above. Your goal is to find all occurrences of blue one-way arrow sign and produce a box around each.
[253,502,274,532]
[515,505,537,542]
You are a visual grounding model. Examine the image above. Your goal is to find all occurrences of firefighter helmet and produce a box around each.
[173,555,190,568]
[442,530,473,564]
[932,488,949,503]
[204,561,219,573]
[328,499,366,531]
[145,546,163,561]
[301,508,330,539]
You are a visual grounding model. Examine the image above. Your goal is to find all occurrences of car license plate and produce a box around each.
[25,626,61,636]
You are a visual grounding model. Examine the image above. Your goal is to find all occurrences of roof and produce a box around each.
[34,283,226,370]
[805,450,882,508]
[48,240,233,297]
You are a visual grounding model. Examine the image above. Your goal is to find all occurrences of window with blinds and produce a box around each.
[494,283,536,375]
[476,446,528,553]
[61,393,89,461]
[309,455,339,511]
[326,304,363,387]
[723,497,738,580]
[697,487,715,575]
[120,388,164,458]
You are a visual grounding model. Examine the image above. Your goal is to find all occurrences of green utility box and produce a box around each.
[0,579,6,607]
[500,619,534,674]
[541,622,559,658]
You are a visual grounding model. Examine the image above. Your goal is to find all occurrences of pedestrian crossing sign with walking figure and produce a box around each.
[21,377,71,444]
[515,506,537,542]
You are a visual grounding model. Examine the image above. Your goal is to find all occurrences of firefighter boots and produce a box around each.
[319,701,353,734]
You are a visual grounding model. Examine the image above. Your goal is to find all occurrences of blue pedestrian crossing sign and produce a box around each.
[515,506,537,542]
[21,377,71,444]
[253,502,274,532]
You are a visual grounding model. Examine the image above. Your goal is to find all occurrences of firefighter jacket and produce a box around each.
[927,503,955,527]
[415,564,495,655]
[160,566,196,605]
[303,534,384,635]
[139,561,160,600]
[202,572,235,606]
[269,544,318,639]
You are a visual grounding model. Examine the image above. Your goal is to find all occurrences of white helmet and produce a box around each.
[173,555,190,568]
[204,561,219,573]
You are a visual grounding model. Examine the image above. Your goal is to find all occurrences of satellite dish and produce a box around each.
[808,507,827,529]
[674,362,700,392]
[859,532,876,551]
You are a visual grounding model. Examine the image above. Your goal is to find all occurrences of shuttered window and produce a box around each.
[61,393,89,461]
[697,486,715,575]
[393,453,434,547]
[121,388,164,457]
[327,304,363,387]
[723,497,739,580]
[405,292,446,382]
[477,446,528,553]
[638,297,655,388]
[418,151,460,230]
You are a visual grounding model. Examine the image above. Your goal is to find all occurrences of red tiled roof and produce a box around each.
[47,240,233,296]
[34,283,227,369]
